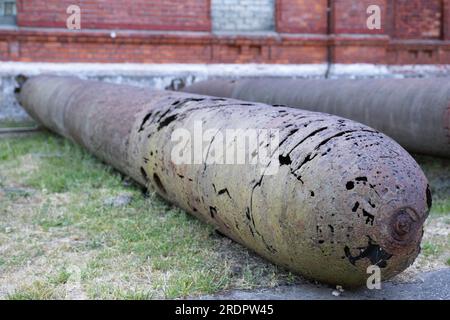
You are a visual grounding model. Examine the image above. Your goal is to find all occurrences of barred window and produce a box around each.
[0,0,16,25]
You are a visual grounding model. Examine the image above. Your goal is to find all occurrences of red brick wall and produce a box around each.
[388,45,443,64]
[212,44,272,64]
[270,45,327,63]
[394,0,442,39]
[1,0,449,65]
[16,0,211,31]
[333,0,387,34]
[0,29,329,64]
[333,44,387,63]
[18,42,212,63]
[276,0,328,34]
[0,41,8,60]
[445,0,450,40]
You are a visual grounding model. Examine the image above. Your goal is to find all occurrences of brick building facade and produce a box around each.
[0,0,449,64]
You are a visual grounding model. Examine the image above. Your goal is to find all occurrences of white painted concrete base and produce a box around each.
[1,62,450,121]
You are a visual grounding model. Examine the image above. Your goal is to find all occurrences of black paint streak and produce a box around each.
[294,153,317,174]
[426,184,432,209]
[153,173,166,194]
[262,240,277,254]
[138,112,153,132]
[344,237,392,268]
[278,154,292,166]
[277,128,299,148]
[245,207,251,221]
[188,98,205,102]
[314,130,354,150]
[362,209,375,225]
[157,114,178,130]
[209,206,217,218]
[157,108,171,120]
[286,127,329,156]
[218,188,232,199]
[140,167,149,182]
[202,128,224,173]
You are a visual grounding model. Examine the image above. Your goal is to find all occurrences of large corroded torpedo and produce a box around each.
[183,78,450,158]
[18,76,431,287]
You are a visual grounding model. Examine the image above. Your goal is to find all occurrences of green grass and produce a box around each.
[0,133,123,193]
[49,268,72,286]
[6,281,61,300]
[0,133,448,300]
[0,132,295,299]
[421,242,444,257]
[413,154,450,216]
[6,267,73,300]
[431,200,450,216]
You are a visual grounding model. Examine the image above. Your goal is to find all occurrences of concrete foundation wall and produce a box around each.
[1,62,450,122]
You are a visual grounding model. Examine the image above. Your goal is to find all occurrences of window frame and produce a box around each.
[0,0,17,26]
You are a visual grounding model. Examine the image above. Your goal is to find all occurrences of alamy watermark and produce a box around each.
[66,5,81,30]
[64,4,381,32]
[366,5,381,30]
[171,121,280,175]
[367,265,382,289]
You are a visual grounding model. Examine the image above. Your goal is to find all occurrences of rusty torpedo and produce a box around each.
[18,75,431,287]
[183,78,450,158]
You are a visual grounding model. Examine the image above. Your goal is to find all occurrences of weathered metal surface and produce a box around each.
[18,76,431,287]
[183,78,450,158]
